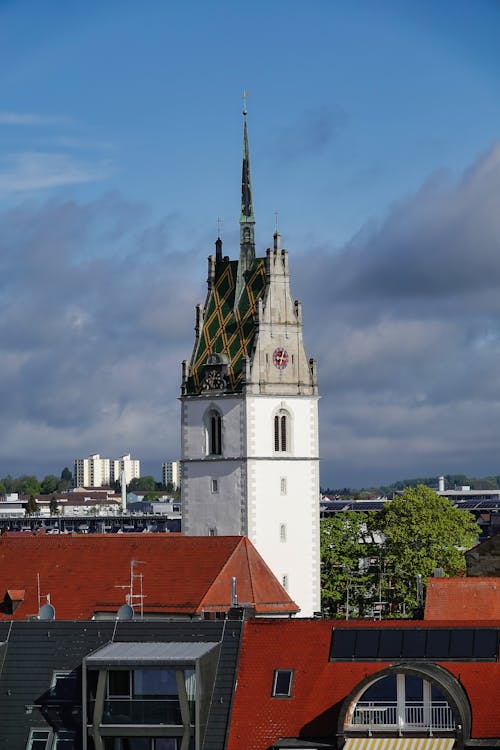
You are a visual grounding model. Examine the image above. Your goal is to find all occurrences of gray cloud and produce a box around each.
[2,142,500,487]
[295,141,500,485]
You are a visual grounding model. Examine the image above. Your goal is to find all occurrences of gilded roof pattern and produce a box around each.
[187,258,266,394]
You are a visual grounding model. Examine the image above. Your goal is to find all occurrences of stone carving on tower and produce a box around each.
[180,106,320,616]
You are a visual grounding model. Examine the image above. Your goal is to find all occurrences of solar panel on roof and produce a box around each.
[426,629,450,658]
[401,629,427,658]
[330,627,499,661]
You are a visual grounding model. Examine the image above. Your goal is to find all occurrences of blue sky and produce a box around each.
[1,0,500,487]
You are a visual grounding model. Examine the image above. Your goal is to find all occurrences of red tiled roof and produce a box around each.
[227,619,500,750]
[0,534,298,620]
[425,577,500,620]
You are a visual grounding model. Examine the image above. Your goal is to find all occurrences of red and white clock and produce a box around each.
[272,347,289,370]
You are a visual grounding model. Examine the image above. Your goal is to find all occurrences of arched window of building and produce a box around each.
[345,671,459,734]
[205,409,222,456]
[273,409,291,453]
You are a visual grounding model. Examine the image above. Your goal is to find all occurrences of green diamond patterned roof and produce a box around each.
[187,258,266,394]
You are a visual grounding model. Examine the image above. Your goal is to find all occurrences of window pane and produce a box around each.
[273,669,292,696]
[155,740,178,750]
[108,670,130,697]
[280,416,287,451]
[27,730,51,750]
[54,731,76,749]
[362,675,397,701]
[133,669,178,697]
[405,674,423,700]
[274,416,280,451]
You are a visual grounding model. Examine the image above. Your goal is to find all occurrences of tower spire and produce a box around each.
[235,95,255,303]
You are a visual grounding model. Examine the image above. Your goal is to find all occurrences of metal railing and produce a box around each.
[350,701,456,731]
[90,698,194,725]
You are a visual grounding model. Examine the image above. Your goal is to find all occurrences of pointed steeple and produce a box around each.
[235,99,255,304]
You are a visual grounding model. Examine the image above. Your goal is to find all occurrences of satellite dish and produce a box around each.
[38,603,56,621]
[117,603,134,621]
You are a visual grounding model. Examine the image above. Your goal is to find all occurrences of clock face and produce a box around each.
[272,347,289,370]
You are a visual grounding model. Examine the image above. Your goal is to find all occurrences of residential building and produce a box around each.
[74,453,141,488]
[162,460,180,490]
[0,616,498,749]
[74,454,111,488]
[112,453,141,485]
[180,109,320,617]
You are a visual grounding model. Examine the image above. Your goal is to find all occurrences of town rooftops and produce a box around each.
[0,533,298,619]
[227,618,500,750]
[424,577,500,620]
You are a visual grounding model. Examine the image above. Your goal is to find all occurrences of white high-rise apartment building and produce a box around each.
[112,454,141,486]
[74,454,111,488]
[162,460,180,490]
[74,453,140,488]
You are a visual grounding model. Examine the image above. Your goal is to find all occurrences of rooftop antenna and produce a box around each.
[217,216,222,238]
[115,559,146,618]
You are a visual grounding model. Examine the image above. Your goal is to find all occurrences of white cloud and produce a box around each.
[0,152,112,192]
[0,112,69,126]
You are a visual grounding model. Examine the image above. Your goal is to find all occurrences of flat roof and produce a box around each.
[86,641,219,667]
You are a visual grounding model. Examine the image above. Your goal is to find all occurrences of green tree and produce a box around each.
[16,475,41,496]
[320,512,378,617]
[129,476,156,492]
[25,495,38,515]
[49,496,59,515]
[41,474,58,495]
[0,480,6,496]
[58,467,73,491]
[376,485,479,616]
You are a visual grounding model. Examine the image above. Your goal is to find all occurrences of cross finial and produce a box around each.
[243,90,250,115]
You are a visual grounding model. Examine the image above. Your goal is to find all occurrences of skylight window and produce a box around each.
[272,669,294,697]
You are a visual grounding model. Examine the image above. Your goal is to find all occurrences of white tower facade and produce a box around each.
[180,113,320,616]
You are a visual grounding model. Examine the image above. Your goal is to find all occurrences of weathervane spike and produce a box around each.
[243,90,249,115]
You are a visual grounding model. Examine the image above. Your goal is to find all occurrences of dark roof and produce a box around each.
[187,257,266,394]
[0,618,241,750]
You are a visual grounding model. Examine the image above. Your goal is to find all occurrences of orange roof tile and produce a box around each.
[0,533,297,620]
[425,577,500,620]
[227,618,500,750]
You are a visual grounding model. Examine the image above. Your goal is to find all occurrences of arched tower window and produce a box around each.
[273,409,290,453]
[205,409,222,456]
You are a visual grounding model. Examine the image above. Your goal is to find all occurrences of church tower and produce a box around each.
[180,109,320,616]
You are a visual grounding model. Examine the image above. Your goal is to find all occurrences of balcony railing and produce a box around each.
[350,701,456,731]
[89,698,194,725]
